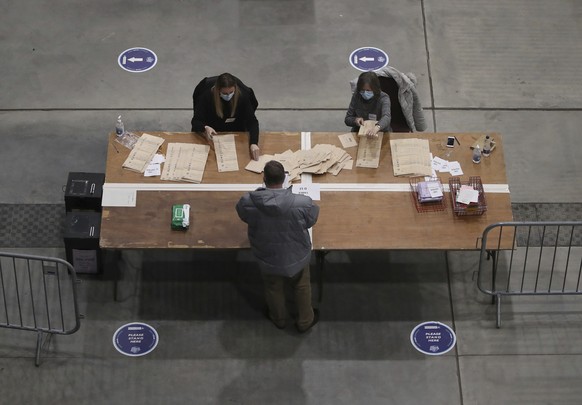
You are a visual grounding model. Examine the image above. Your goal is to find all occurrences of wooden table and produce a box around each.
[309,132,513,250]
[100,131,513,251]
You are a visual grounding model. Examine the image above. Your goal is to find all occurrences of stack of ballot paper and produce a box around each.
[160,143,210,183]
[390,138,432,177]
[245,144,353,181]
[456,185,480,205]
[356,133,383,168]
[122,133,165,173]
[357,120,378,136]
[416,180,444,203]
[213,134,239,172]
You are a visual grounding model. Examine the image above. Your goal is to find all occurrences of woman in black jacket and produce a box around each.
[191,72,260,160]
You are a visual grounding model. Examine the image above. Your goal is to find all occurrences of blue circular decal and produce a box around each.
[349,47,389,72]
[113,322,159,357]
[410,321,456,356]
[118,47,158,73]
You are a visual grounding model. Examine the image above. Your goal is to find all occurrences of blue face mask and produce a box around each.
[220,91,234,101]
[360,90,374,101]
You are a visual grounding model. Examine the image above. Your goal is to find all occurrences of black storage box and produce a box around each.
[64,172,105,212]
[63,212,102,274]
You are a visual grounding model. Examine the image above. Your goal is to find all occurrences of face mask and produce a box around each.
[220,91,234,101]
[360,90,374,101]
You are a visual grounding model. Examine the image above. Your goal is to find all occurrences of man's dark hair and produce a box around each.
[263,160,285,187]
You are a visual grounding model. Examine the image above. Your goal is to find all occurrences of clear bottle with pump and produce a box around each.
[472,144,481,164]
[482,135,491,157]
[115,115,125,137]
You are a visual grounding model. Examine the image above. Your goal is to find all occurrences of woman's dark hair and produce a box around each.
[356,71,381,97]
[263,160,286,187]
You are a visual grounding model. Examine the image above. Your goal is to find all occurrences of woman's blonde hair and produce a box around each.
[213,73,240,119]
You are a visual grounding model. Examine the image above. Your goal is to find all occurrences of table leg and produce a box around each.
[114,250,143,302]
[316,251,328,303]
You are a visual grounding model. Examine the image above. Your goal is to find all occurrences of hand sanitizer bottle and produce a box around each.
[472,144,481,164]
[482,135,491,157]
[115,115,125,137]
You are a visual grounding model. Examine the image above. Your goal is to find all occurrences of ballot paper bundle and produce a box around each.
[389,138,432,177]
[416,180,444,203]
[298,144,352,174]
[160,143,211,183]
[245,144,353,180]
[122,133,165,173]
[357,120,378,136]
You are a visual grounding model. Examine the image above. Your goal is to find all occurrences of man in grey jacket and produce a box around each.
[236,160,320,332]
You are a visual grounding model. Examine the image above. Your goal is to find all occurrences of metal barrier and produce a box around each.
[477,221,582,328]
[0,251,82,366]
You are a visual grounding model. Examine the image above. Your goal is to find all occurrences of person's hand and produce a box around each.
[355,117,365,126]
[366,124,381,139]
[250,144,260,161]
[204,126,216,142]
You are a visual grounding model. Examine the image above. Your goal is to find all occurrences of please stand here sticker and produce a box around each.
[410,321,456,356]
[113,322,159,357]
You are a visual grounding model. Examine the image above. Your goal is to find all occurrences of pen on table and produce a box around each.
[454,136,461,146]
[111,141,120,153]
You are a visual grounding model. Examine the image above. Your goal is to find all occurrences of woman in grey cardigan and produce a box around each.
[344,71,391,138]
[349,66,427,132]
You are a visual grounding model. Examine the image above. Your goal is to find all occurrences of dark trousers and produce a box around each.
[262,266,314,329]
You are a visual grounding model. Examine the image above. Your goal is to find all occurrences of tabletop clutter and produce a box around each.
[114,131,492,222]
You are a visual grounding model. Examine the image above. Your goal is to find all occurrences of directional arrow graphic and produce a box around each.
[349,47,389,72]
[118,47,158,73]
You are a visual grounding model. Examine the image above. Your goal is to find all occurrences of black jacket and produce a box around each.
[191,76,259,145]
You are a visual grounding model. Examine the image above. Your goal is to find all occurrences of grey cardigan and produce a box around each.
[344,91,392,131]
[236,187,319,277]
[350,66,427,132]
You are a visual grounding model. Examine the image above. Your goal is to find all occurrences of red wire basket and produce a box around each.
[409,177,447,213]
[448,176,487,216]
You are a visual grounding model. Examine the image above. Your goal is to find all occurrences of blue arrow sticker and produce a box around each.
[410,321,456,356]
[118,47,158,73]
[113,322,159,357]
[349,47,389,72]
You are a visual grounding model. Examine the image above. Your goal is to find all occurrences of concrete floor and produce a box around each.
[1,0,582,404]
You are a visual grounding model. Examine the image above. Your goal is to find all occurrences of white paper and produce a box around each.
[292,184,321,201]
[144,164,161,177]
[101,188,137,207]
[456,185,479,204]
[432,156,447,172]
[448,161,464,176]
[150,153,166,164]
[427,182,444,198]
